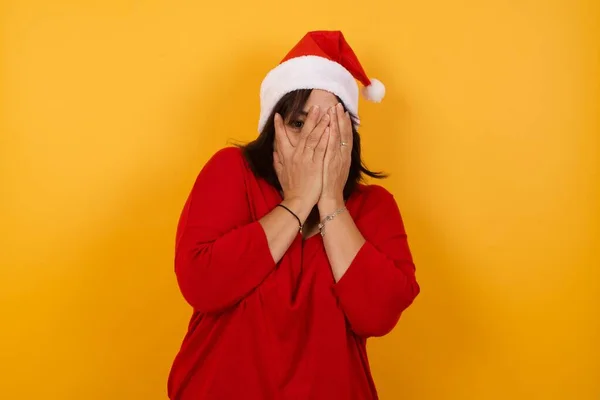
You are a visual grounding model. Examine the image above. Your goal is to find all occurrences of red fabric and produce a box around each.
[281,31,372,87]
[167,147,420,400]
[281,33,332,63]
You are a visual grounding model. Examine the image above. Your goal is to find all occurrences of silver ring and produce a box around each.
[341,142,348,147]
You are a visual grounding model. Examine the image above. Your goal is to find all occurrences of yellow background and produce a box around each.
[1,0,598,399]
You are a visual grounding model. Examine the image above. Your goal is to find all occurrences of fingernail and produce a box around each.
[337,103,343,111]
[331,106,337,114]
[312,105,320,113]
[325,127,330,134]
[323,114,330,121]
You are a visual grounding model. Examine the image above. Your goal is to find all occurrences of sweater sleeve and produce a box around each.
[174,147,276,314]
[332,185,420,338]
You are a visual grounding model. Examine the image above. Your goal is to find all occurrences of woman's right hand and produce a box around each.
[273,106,330,212]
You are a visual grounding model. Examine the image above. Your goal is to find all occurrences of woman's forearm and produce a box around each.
[260,197,315,263]
[318,191,420,338]
[318,199,366,281]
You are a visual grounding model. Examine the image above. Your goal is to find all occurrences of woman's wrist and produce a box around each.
[317,195,345,215]
[280,196,314,224]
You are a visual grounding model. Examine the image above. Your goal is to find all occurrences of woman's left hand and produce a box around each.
[319,103,353,209]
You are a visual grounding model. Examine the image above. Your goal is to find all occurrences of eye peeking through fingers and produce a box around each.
[288,119,304,130]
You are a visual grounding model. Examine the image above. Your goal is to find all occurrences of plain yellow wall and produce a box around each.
[1,0,598,399]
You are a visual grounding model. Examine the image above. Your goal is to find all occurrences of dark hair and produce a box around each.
[239,89,386,199]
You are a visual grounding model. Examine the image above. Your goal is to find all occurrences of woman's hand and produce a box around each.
[319,103,352,211]
[274,106,330,215]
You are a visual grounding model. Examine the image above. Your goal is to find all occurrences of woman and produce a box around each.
[167,31,420,400]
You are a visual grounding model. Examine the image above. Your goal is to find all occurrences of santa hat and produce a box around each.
[258,30,385,132]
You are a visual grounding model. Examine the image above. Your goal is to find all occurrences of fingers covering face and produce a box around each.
[275,103,352,158]
[313,127,330,160]
[328,105,340,146]
[303,113,330,152]
[299,106,322,140]
[337,104,353,149]
[274,113,293,157]
[327,103,352,151]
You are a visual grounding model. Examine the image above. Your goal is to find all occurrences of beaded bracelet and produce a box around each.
[318,207,347,237]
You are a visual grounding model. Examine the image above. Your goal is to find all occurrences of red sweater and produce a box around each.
[167,147,420,400]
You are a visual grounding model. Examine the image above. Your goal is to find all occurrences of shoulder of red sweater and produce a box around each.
[351,183,397,211]
[354,183,395,201]
[203,146,247,171]
[208,146,244,163]
[349,184,399,219]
